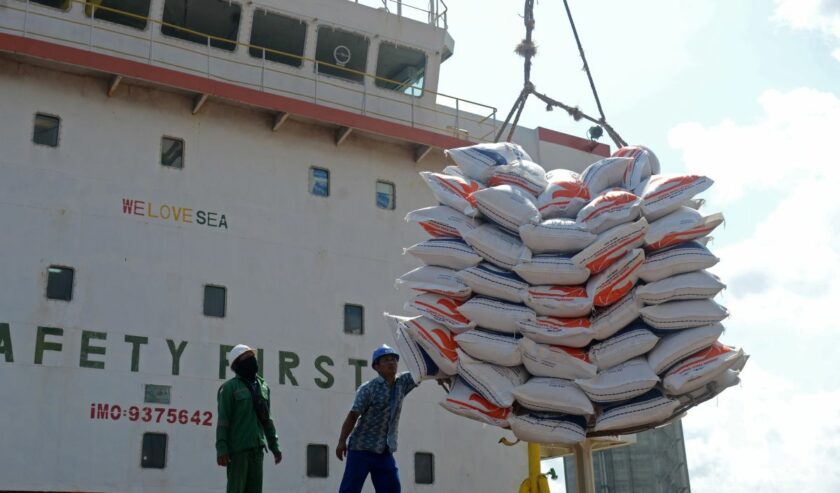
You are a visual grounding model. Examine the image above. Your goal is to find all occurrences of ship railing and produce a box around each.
[1,0,496,142]
[350,0,448,29]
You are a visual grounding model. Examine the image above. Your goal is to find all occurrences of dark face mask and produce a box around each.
[234,355,259,380]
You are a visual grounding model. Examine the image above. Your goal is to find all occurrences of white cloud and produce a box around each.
[668,88,840,203]
[684,362,840,493]
[834,47,840,60]
[773,0,840,37]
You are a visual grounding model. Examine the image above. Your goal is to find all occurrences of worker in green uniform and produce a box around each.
[216,344,283,493]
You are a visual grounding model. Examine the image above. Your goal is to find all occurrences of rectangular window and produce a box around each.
[161,0,241,52]
[87,0,152,30]
[306,444,329,478]
[46,266,74,301]
[144,384,172,404]
[375,42,426,97]
[415,452,434,484]
[32,0,71,10]
[203,285,226,318]
[161,136,184,168]
[376,180,395,210]
[315,26,369,83]
[309,167,330,197]
[33,113,60,147]
[141,433,167,469]
[249,10,306,67]
[343,304,364,335]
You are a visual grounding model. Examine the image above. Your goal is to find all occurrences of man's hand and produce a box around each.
[336,442,348,461]
[273,451,283,464]
[217,454,230,467]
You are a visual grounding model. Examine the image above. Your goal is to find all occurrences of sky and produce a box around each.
[435,1,840,491]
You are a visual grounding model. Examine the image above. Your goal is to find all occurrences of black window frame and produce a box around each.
[203,284,227,318]
[306,444,329,478]
[375,41,427,97]
[314,25,370,83]
[343,303,364,335]
[31,0,71,11]
[33,113,61,148]
[248,9,307,68]
[141,432,168,469]
[46,265,74,302]
[415,451,434,485]
[160,0,243,52]
[309,166,330,197]
[85,0,152,30]
[160,136,185,169]
[375,180,396,210]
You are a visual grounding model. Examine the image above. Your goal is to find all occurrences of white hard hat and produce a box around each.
[229,344,255,368]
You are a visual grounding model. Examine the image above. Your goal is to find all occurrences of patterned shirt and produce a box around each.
[348,372,417,453]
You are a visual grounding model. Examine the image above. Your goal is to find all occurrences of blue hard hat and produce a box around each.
[371,344,399,366]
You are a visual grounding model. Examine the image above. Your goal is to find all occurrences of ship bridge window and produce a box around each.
[204,285,226,318]
[33,113,61,147]
[31,0,71,11]
[46,266,74,301]
[415,452,434,484]
[306,444,329,478]
[375,42,426,97]
[376,180,395,210]
[161,0,241,52]
[141,433,167,469]
[249,10,306,67]
[85,0,152,30]
[315,26,369,83]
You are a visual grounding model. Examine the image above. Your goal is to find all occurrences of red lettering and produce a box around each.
[122,199,134,214]
[133,201,145,216]
[90,403,96,419]
[96,403,110,420]
[110,405,122,420]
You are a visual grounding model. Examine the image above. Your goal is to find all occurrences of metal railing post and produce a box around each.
[410,95,415,128]
[23,0,30,37]
[206,37,211,76]
[148,17,154,62]
[314,61,319,104]
[88,6,94,49]
[454,98,460,137]
[261,48,266,91]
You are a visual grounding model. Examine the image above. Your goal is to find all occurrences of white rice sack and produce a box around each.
[639,174,714,221]
[613,145,661,191]
[640,299,729,330]
[405,293,476,333]
[385,314,443,382]
[587,248,644,307]
[590,291,640,340]
[636,270,726,305]
[462,224,526,270]
[519,338,597,380]
[648,323,725,374]
[419,171,483,217]
[514,254,590,286]
[396,265,472,301]
[663,342,745,395]
[521,285,593,318]
[645,207,724,251]
[576,189,642,234]
[442,165,470,180]
[455,329,523,367]
[487,159,549,197]
[406,205,479,239]
[456,262,528,303]
[580,157,633,197]
[588,321,659,370]
[575,357,659,403]
[593,389,680,432]
[509,412,587,445]
[458,297,536,333]
[456,350,529,408]
[638,241,719,283]
[519,219,596,254]
[684,368,741,401]
[445,142,532,182]
[404,238,483,270]
[572,218,648,274]
[472,185,541,233]
[511,377,594,415]
[538,169,591,219]
[400,316,460,375]
[440,377,511,427]
[517,316,594,348]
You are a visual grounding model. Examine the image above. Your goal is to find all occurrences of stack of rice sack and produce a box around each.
[384,142,748,445]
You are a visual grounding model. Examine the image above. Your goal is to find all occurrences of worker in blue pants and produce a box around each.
[335,344,418,493]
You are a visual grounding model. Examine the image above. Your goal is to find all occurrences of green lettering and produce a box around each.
[314,355,335,389]
[124,335,148,372]
[80,331,107,369]
[34,326,63,364]
[0,323,12,363]
[278,351,299,386]
[219,344,234,379]
[348,358,368,389]
[166,339,188,376]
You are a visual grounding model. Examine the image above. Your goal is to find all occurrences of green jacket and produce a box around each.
[216,375,280,457]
